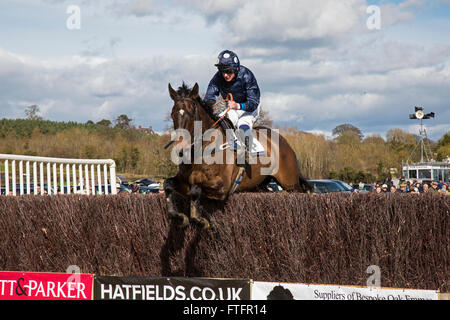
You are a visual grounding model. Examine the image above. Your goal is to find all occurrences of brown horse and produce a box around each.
[164,82,312,229]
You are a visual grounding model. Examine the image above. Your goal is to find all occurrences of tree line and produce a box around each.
[280,123,448,183]
[0,117,176,180]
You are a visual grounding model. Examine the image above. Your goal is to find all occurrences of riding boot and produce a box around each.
[235,125,251,167]
[244,135,250,164]
[236,144,246,167]
[235,137,250,167]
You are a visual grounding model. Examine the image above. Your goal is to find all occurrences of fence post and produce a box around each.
[110,162,117,195]
[12,160,16,196]
[5,160,9,195]
[19,160,24,195]
[26,161,31,194]
[0,154,117,196]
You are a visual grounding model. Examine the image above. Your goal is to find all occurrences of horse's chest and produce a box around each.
[187,167,224,191]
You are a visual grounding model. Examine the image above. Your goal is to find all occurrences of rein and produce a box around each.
[211,93,233,129]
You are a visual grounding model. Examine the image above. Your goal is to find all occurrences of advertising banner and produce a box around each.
[94,276,251,300]
[0,271,93,300]
[252,281,439,300]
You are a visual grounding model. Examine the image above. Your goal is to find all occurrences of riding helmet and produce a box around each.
[215,50,240,74]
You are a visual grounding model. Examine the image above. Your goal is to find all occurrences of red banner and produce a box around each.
[0,271,93,300]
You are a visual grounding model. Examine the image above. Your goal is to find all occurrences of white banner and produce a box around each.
[252,282,438,300]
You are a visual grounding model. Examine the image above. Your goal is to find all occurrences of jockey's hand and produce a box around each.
[228,101,240,110]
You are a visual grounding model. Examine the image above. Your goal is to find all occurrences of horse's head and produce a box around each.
[168,82,200,131]
[168,82,201,151]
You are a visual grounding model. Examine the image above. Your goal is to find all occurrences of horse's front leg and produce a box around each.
[189,184,210,230]
[163,177,189,228]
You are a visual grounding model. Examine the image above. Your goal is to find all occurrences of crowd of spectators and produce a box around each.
[349,178,449,195]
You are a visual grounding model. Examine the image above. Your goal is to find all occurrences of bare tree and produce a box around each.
[25,104,43,121]
[254,107,273,128]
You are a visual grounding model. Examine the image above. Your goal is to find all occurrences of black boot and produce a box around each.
[235,126,252,167]
[236,144,246,167]
[244,136,250,163]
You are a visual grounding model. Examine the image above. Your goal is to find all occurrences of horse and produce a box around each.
[163,82,312,229]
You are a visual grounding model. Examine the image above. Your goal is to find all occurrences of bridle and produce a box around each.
[165,93,234,150]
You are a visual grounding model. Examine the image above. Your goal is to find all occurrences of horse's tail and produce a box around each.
[297,175,313,193]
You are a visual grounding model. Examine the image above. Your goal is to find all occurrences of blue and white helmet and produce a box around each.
[215,50,240,74]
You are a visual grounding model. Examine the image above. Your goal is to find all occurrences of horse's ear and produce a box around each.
[168,83,178,101]
[190,83,199,99]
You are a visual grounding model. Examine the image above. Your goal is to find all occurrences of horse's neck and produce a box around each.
[196,104,217,132]
[194,105,228,151]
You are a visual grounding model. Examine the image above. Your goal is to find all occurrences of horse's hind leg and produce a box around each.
[296,174,313,193]
[270,133,312,193]
[163,177,189,228]
[189,184,210,230]
[275,173,312,193]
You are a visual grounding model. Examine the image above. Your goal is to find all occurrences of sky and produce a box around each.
[0,0,449,141]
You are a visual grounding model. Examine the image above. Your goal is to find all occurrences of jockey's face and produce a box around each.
[222,71,236,82]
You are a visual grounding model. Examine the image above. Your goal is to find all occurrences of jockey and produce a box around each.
[204,50,260,163]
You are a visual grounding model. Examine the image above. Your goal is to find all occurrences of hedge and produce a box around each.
[0,193,447,291]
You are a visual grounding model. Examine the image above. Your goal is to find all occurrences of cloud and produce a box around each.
[377,0,425,27]
[0,48,215,131]
[1,0,449,141]
[108,0,159,17]
[1,33,449,140]
[251,41,450,140]
[178,0,367,57]
[178,0,241,15]
[80,36,123,57]
[231,0,363,43]
[177,0,444,65]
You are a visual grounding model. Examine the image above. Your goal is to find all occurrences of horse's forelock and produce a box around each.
[172,82,216,121]
[176,82,192,98]
[173,83,202,106]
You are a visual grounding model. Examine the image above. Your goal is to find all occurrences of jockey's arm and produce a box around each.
[238,69,260,113]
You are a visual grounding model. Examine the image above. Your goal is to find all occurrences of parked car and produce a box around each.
[332,180,354,192]
[134,178,160,189]
[116,175,129,186]
[266,181,283,192]
[137,185,160,194]
[308,179,352,194]
[134,178,160,193]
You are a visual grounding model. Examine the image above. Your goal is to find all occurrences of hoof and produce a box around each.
[169,212,189,228]
[201,219,210,230]
[191,217,210,230]
[168,211,178,219]
[177,215,190,228]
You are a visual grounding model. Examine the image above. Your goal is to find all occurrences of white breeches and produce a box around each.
[219,108,259,130]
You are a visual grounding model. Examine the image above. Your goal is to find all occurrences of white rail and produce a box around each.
[0,154,117,195]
